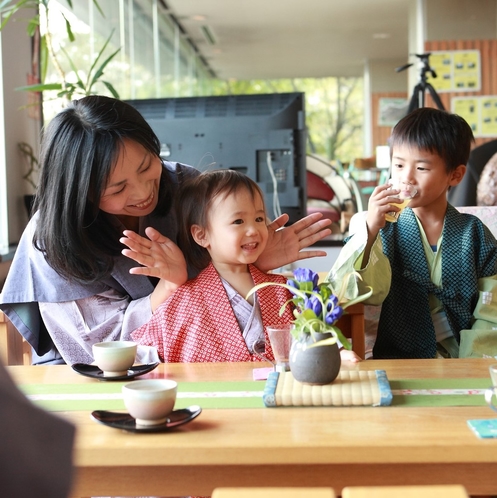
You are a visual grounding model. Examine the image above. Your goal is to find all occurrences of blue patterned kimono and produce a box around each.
[375,205,497,358]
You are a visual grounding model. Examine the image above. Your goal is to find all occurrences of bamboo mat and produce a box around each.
[262,370,392,407]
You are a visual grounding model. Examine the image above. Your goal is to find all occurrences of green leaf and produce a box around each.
[101,81,119,98]
[331,325,352,350]
[39,34,48,83]
[87,46,120,92]
[63,15,75,42]
[15,82,63,92]
[300,308,318,321]
[307,335,338,349]
[341,285,373,310]
[26,14,39,36]
[92,0,105,18]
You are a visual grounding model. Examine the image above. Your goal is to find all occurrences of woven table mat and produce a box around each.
[263,369,392,407]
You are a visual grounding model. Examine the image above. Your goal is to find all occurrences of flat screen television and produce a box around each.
[126,93,307,225]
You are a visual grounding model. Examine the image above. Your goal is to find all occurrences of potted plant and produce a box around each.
[248,268,372,384]
[1,0,120,210]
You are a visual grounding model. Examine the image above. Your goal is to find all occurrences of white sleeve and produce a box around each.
[39,288,159,365]
[328,212,391,305]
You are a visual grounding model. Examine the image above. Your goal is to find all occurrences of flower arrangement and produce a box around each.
[248,268,372,349]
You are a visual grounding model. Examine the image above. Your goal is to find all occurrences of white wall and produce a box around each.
[288,245,342,274]
[0,8,41,251]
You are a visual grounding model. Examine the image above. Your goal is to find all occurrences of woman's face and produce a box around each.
[99,139,162,218]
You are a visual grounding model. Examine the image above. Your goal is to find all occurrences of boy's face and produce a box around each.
[390,144,465,210]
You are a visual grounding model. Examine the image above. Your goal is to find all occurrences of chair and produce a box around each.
[0,311,31,365]
[448,139,497,206]
[306,155,364,233]
[306,170,341,227]
[456,205,497,237]
[342,484,468,498]
[212,488,336,498]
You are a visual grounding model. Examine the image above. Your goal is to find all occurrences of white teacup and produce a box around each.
[122,379,178,426]
[92,341,137,377]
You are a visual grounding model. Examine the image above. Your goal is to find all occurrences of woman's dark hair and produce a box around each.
[388,107,474,172]
[176,169,266,271]
[33,95,168,283]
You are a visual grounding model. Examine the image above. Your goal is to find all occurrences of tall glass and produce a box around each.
[252,325,293,372]
[385,180,418,223]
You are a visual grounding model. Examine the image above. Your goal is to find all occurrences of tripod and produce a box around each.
[396,53,445,114]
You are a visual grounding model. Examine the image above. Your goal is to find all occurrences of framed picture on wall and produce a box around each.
[378,98,409,127]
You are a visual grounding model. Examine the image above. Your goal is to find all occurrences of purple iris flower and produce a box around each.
[325,304,343,325]
[286,278,299,296]
[305,294,322,317]
[293,268,319,288]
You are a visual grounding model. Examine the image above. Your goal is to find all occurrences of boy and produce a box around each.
[329,107,497,359]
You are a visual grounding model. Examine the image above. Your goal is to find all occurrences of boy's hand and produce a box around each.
[339,348,362,363]
[366,183,401,235]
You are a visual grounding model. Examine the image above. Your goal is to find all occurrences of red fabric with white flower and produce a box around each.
[132,263,294,363]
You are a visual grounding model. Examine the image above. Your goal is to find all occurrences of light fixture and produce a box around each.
[373,33,391,39]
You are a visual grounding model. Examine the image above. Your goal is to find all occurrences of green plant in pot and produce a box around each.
[248,268,372,385]
[1,0,120,216]
[1,1,120,101]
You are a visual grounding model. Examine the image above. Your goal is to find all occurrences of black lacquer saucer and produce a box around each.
[71,362,159,381]
[91,405,202,433]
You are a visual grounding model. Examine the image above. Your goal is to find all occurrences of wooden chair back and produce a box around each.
[0,311,31,365]
[318,272,365,359]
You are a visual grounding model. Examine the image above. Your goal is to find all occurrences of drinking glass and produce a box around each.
[385,180,418,222]
[484,364,497,412]
[252,325,293,372]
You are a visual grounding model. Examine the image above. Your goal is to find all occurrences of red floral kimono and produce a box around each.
[132,263,295,362]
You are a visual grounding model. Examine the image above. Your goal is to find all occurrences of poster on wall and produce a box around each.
[452,96,497,137]
[480,97,497,136]
[378,98,409,127]
[452,97,479,133]
[427,50,481,92]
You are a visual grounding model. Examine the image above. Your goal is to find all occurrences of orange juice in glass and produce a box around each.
[385,180,417,222]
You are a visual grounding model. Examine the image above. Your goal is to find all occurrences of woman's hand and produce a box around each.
[120,227,188,310]
[255,212,332,272]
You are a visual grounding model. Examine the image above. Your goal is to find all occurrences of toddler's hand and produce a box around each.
[339,348,362,363]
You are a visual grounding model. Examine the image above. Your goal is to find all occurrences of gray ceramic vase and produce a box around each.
[289,331,341,385]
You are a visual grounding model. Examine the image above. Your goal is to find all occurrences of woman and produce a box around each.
[0,96,331,365]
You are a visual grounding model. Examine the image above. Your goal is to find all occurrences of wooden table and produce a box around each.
[7,359,497,497]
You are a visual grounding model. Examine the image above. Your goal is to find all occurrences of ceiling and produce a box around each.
[166,0,412,80]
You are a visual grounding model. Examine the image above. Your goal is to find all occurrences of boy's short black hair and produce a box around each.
[388,107,474,172]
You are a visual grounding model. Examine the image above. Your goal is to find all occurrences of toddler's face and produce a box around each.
[390,144,464,210]
[201,188,269,267]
